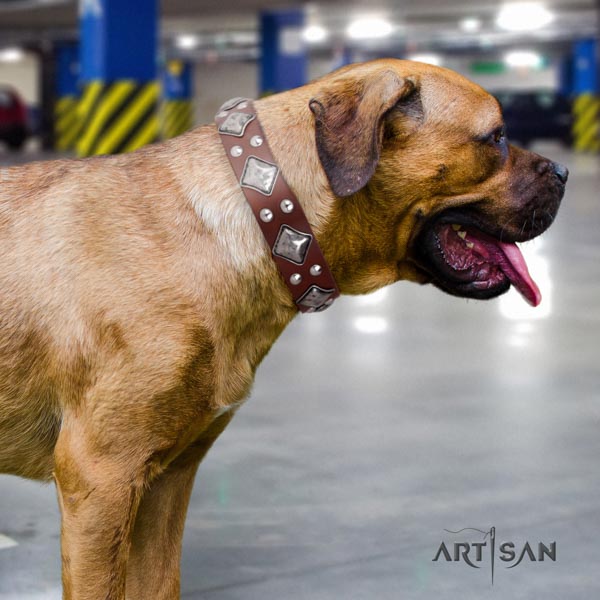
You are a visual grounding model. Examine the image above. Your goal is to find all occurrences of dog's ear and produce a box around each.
[309,71,419,197]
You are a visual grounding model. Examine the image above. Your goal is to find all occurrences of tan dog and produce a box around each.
[0,59,566,599]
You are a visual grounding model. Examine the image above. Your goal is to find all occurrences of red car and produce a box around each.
[0,85,28,150]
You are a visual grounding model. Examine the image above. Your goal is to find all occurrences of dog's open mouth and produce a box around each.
[416,215,541,306]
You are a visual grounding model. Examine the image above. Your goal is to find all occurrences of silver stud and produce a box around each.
[259,208,273,223]
[250,135,263,147]
[272,225,312,265]
[280,199,294,214]
[310,264,323,276]
[218,112,255,137]
[240,156,279,195]
[290,273,303,285]
[216,111,228,119]
[230,145,243,157]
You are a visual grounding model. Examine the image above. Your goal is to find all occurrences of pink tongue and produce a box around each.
[496,241,542,307]
[463,228,542,307]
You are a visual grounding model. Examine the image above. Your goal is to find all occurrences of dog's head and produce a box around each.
[307,59,567,306]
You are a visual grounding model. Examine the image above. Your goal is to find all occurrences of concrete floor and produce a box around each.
[0,142,599,599]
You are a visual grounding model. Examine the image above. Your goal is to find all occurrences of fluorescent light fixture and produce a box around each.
[408,53,443,67]
[347,17,393,40]
[505,50,543,69]
[176,34,199,50]
[302,24,328,43]
[496,3,554,32]
[354,316,389,334]
[460,17,482,32]
[0,47,25,63]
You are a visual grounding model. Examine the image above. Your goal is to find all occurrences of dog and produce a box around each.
[0,59,567,599]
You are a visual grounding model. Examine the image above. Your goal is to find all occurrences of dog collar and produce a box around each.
[215,98,340,313]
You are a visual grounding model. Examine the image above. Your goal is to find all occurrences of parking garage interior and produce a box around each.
[1,1,599,598]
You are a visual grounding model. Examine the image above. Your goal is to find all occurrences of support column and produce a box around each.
[558,53,573,99]
[572,38,599,153]
[161,60,194,139]
[260,9,307,96]
[77,0,159,157]
[54,42,80,151]
[37,44,57,151]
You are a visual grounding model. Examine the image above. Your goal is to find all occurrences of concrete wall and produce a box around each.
[192,57,339,125]
[0,53,38,104]
[194,60,258,125]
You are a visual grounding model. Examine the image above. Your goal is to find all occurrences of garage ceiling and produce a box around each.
[0,0,597,53]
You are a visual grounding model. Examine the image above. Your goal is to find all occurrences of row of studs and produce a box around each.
[261,201,323,286]
[230,135,263,157]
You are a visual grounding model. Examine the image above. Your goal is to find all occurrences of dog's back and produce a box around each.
[0,142,217,479]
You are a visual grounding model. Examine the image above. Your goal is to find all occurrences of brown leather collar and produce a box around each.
[215,98,340,313]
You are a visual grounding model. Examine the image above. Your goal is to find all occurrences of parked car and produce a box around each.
[493,90,573,148]
[0,85,28,150]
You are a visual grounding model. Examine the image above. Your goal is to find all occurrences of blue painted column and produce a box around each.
[161,60,194,139]
[54,41,80,151]
[558,54,573,98]
[260,9,307,95]
[77,0,159,157]
[572,38,599,153]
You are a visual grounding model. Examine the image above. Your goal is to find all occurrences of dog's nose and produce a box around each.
[536,160,569,184]
[552,162,569,184]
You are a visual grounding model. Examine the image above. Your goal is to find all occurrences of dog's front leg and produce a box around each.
[54,415,153,600]
[125,411,235,600]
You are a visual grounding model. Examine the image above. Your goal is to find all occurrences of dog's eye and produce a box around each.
[491,127,506,145]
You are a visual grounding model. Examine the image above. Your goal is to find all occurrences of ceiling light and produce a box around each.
[504,50,543,69]
[0,47,25,63]
[460,17,482,32]
[496,3,554,32]
[302,24,328,43]
[408,53,443,67]
[176,34,199,50]
[347,17,393,40]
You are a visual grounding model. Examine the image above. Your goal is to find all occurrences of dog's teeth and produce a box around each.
[451,224,461,231]
[466,242,474,249]
[457,231,467,240]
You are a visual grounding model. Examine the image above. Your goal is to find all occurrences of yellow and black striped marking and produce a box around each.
[55,95,81,151]
[77,80,160,157]
[161,100,194,140]
[573,93,600,153]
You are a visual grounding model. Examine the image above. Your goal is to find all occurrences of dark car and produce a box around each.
[0,85,28,150]
[494,90,573,148]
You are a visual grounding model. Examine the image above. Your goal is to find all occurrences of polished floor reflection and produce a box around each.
[0,143,599,599]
